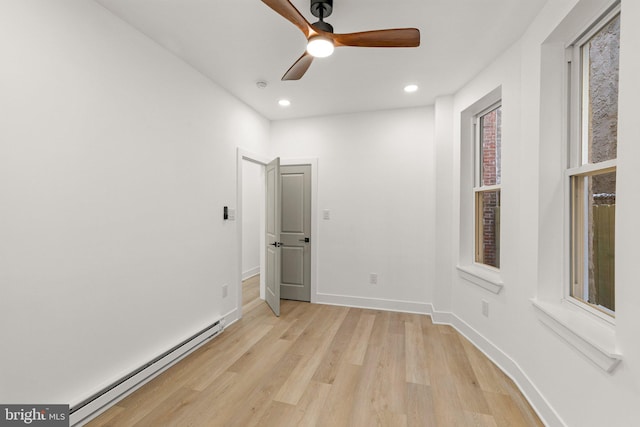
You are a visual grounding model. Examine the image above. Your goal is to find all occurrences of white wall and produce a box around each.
[241,160,263,279]
[0,0,269,406]
[435,0,640,425]
[270,107,435,313]
[433,96,455,312]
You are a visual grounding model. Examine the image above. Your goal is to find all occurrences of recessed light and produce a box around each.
[404,84,419,93]
[278,99,291,107]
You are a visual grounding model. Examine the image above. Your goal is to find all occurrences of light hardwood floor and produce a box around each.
[88,276,542,426]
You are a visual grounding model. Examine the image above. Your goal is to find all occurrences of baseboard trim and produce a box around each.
[315,292,431,315]
[242,267,260,281]
[224,307,239,326]
[431,309,565,427]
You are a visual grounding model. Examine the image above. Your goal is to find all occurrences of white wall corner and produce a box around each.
[430,308,566,427]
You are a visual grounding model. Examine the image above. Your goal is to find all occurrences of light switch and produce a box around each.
[323,209,330,220]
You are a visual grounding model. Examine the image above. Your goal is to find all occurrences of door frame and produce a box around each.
[237,148,269,320]
[236,148,318,319]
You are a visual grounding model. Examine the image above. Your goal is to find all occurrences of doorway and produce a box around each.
[241,159,263,283]
[237,149,317,319]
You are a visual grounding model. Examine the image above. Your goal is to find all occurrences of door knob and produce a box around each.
[270,242,283,247]
[298,237,310,243]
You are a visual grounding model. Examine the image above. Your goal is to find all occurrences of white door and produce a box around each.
[280,165,311,301]
[265,158,281,316]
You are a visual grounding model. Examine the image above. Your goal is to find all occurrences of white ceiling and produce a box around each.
[95,0,548,120]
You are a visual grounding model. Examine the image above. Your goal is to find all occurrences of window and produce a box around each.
[568,8,620,316]
[458,88,503,293]
[474,104,502,269]
[532,0,622,372]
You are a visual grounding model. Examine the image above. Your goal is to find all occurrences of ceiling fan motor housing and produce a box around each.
[311,20,334,33]
[311,0,333,19]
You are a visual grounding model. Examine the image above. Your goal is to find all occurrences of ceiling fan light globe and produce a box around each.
[307,37,334,58]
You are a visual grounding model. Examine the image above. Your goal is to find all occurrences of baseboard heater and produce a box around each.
[69,318,224,426]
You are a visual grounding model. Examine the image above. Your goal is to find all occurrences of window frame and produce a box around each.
[565,5,620,323]
[473,101,502,271]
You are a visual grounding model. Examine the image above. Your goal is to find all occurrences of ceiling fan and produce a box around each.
[261,0,421,80]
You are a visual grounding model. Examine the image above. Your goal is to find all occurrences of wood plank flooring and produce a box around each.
[87,276,543,427]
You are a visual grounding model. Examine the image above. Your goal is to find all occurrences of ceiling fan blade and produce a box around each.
[261,0,313,37]
[282,51,314,80]
[333,28,420,48]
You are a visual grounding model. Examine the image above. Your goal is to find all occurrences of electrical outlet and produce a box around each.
[222,284,228,298]
[482,300,489,317]
[369,273,378,285]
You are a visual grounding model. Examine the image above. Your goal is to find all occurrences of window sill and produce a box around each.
[531,299,621,373]
[456,264,504,294]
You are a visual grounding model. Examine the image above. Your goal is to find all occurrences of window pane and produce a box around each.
[480,107,502,186]
[571,171,615,313]
[475,190,500,268]
[582,14,620,164]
